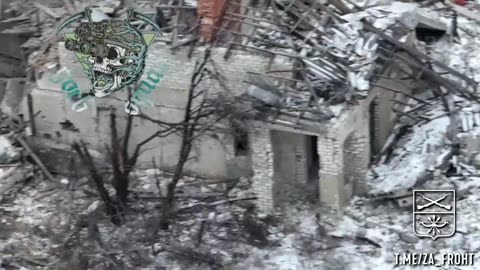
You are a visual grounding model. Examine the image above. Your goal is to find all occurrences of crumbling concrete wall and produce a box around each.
[25,44,270,178]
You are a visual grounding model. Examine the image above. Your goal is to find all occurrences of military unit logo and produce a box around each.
[413,190,456,240]
[56,8,160,99]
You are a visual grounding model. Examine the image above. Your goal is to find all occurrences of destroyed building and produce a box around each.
[4,0,480,269]
[0,0,469,214]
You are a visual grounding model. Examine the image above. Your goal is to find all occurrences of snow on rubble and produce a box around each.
[368,108,451,194]
[342,2,419,31]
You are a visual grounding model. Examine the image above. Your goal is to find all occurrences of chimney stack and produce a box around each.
[197,0,227,43]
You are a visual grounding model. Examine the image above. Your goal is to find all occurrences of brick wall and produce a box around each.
[317,135,345,207]
[198,0,226,42]
[250,128,274,213]
[294,137,308,185]
[316,95,373,209]
[343,132,369,198]
[27,44,270,179]
[197,0,242,43]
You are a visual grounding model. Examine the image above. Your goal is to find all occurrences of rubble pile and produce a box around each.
[223,0,468,126]
[0,113,54,201]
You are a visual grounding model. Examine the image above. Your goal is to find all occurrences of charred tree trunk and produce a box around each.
[160,49,212,230]
[72,141,122,226]
[109,111,130,209]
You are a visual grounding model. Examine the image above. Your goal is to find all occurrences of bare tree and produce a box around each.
[72,88,178,225]
[135,47,258,230]
[72,49,252,228]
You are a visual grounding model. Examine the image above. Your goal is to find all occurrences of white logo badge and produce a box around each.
[413,190,455,240]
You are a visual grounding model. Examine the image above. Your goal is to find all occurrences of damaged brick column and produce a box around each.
[294,136,309,184]
[197,0,227,43]
[250,128,275,213]
[317,136,346,209]
[197,0,241,43]
[343,132,369,197]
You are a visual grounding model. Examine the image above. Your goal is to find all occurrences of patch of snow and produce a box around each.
[369,112,451,193]
[184,0,197,7]
[342,2,419,30]
[0,136,19,163]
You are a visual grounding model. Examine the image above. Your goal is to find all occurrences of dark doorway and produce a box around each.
[234,130,249,156]
[306,135,319,201]
[307,135,320,181]
[369,98,378,163]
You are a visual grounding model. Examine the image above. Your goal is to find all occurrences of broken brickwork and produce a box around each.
[250,128,274,213]
[343,132,369,197]
[197,0,241,43]
[198,0,226,42]
[317,135,345,208]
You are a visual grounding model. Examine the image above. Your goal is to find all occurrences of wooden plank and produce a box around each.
[33,2,61,19]
[445,1,480,23]
[320,1,478,88]
[17,136,55,182]
[225,11,275,25]
[63,0,75,14]
[171,0,183,49]
[329,0,351,14]
[364,22,477,88]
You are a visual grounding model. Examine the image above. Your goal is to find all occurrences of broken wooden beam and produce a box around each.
[445,1,480,24]
[34,2,61,19]
[317,2,478,89]
[363,21,478,88]
[370,82,432,105]
[379,48,480,103]
[17,136,55,182]
[329,0,351,14]
[62,0,75,15]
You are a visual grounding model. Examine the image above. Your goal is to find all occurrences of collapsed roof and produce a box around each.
[187,0,478,126]
[6,0,480,127]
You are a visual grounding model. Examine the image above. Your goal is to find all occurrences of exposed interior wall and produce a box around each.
[270,130,316,207]
[251,126,320,213]
[369,59,416,158]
